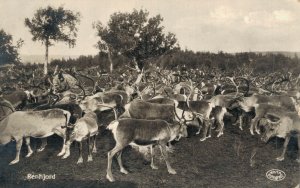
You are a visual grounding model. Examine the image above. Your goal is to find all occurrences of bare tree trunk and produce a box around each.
[132,57,144,85]
[44,41,49,75]
[108,50,113,73]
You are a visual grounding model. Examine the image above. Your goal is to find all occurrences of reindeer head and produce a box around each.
[175,122,188,141]
[261,123,280,143]
[260,114,285,143]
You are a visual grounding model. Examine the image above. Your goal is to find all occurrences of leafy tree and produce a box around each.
[0,29,23,65]
[94,9,178,72]
[25,6,80,74]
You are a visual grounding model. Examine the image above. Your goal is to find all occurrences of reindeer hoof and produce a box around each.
[120,168,128,174]
[9,159,19,165]
[77,158,83,164]
[57,151,65,157]
[196,131,200,135]
[276,157,284,161]
[92,148,97,153]
[255,129,261,135]
[239,126,243,131]
[168,168,177,175]
[200,137,206,142]
[250,129,254,135]
[151,164,159,170]
[217,132,223,137]
[87,155,93,162]
[37,147,45,152]
[106,174,115,182]
[296,158,300,163]
[207,135,211,139]
[25,151,33,158]
[62,153,70,159]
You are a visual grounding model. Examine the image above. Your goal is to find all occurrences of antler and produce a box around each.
[226,76,239,97]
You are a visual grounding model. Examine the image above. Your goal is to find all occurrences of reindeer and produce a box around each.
[62,111,99,164]
[232,94,298,134]
[0,109,70,165]
[106,118,188,182]
[120,100,194,123]
[261,112,300,162]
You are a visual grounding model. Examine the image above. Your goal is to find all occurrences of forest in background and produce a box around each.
[45,50,300,75]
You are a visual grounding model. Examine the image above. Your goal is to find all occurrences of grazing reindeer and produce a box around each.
[181,100,215,141]
[261,113,300,162]
[62,111,99,164]
[106,118,188,182]
[234,95,299,134]
[247,104,296,136]
[183,88,228,140]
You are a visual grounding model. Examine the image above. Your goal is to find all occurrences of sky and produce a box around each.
[1,0,300,56]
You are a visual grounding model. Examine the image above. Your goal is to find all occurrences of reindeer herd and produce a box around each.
[0,64,299,182]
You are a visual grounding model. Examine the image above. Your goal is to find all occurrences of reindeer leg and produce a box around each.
[217,119,224,138]
[150,145,158,170]
[37,138,47,152]
[211,118,217,130]
[200,120,208,141]
[57,137,66,156]
[250,117,260,135]
[92,135,97,153]
[25,137,33,158]
[116,150,128,174]
[297,134,300,163]
[9,138,23,165]
[62,143,71,159]
[87,135,93,162]
[239,114,244,130]
[196,117,202,135]
[207,121,212,138]
[159,143,176,174]
[77,142,83,164]
[107,144,126,182]
[276,134,291,161]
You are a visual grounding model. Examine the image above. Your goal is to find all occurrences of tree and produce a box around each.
[94,9,178,72]
[0,29,23,65]
[25,6,80,75]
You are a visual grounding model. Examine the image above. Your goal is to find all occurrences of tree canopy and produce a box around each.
[94,9,178,71]
[25,6,80,74]
[0,29,23,65]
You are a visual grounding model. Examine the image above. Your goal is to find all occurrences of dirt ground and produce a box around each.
[0,111,299,188]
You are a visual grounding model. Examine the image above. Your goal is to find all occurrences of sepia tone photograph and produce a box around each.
[0,0,299,187]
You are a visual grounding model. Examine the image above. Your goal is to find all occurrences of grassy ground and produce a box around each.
[0,111,299,188]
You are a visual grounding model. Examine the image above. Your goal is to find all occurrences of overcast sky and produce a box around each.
[1,0,299,56]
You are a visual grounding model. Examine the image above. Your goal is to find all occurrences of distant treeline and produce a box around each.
[45,50,300,74]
